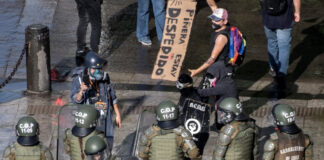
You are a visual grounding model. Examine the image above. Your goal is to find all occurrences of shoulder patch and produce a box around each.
[270,132,278,140]
[173,126,183,135]
[222,124,237,137]
[2,145,14,158]
[145,125,158,138]
[180,128,193,139]
[264,139,277,152]
[64,128,72,139]
[218,132,232,146]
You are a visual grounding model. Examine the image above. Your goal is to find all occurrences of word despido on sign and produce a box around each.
[19,123,34,134]
[75,112,88,125]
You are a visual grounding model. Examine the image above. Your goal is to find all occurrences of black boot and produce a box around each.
[75,47,90,66]
[276,75,287,99]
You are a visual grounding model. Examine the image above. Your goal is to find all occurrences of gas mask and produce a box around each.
[202,73,217,89]
[89,68,104,81]
[176,81,192,90]
[212,23,222,30]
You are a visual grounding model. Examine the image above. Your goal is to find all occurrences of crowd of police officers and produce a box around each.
[1,0,314,160]
[1,51,313,160]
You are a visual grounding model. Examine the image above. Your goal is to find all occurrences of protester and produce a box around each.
[75,0,103,65]
[176,73,209,157]
[70,51,121,151]
[136,0,165,45]
[260,0,301,98]
[188,8,229,77]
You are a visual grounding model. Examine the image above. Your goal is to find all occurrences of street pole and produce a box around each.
[25,24,51,94]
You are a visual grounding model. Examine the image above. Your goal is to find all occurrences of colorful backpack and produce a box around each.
[227,26,246,67]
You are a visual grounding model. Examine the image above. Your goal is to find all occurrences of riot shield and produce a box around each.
[183,98,211,135]
[132,110,157,158]
[57,104,79,160]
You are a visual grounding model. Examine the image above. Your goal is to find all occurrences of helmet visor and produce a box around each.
[217,109,234,124]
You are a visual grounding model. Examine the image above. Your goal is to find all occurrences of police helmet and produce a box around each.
[217,97,248,124]
[156,101,179,129]
[72,105,100,137]
[16,116,39,146]
[272,104,300,134]
[84,135,108,155]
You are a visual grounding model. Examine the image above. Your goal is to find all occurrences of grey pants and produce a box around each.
[75,0,102,52]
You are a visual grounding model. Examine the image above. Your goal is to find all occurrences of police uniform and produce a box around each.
[213,120,258,160]
[263,131,313,160]
[2,116,53,160]
[138,125,200,160]
[138,100,201,160]
[264,104,314,160]
[63,129,107,160]
[2,142,53,160]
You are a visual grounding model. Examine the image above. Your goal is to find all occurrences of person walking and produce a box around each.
[75,0,102,65]
[260,0,301,98]
[136,0,165,45]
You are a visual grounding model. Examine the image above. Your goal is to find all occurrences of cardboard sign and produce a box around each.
[183,98,210,134]
[151,0,197,81]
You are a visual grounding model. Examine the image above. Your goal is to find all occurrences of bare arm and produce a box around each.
[206,0,217,11]
[74,82,88,102]
[188,34,227,77]
[113,103,122,128]
[293,0,301,22]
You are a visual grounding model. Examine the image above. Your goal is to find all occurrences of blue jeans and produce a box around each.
[136,0,165,42]
[264,26,292,75]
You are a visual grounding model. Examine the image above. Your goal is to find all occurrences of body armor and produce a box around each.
[2,142,52,160]
[139,125,200,160]
[263,131,313,160]
[150,130,184,160]
[213,121,256,160]
[275,131,305,160]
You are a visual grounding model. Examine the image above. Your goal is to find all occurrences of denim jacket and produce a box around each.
[70,66,117,144]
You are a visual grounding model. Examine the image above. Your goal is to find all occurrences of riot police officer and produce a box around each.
[64,106,108,160]
[84,135,111,160]
[2,116,53,160]
[176,73,209,156]
[213,97,258,160]
[71,51,121,150]
[138,100,201,160]
[263,104,313,160]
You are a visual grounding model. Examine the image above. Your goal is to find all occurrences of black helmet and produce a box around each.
[176,73,193,89]
[84,51,106,69]
[16,116,40,146]
[272,104,301,134]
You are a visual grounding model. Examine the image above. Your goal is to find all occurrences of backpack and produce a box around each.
[260,0,288,16]
[226,26,246,67]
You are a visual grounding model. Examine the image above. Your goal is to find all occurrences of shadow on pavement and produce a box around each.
[289,20,324,82]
